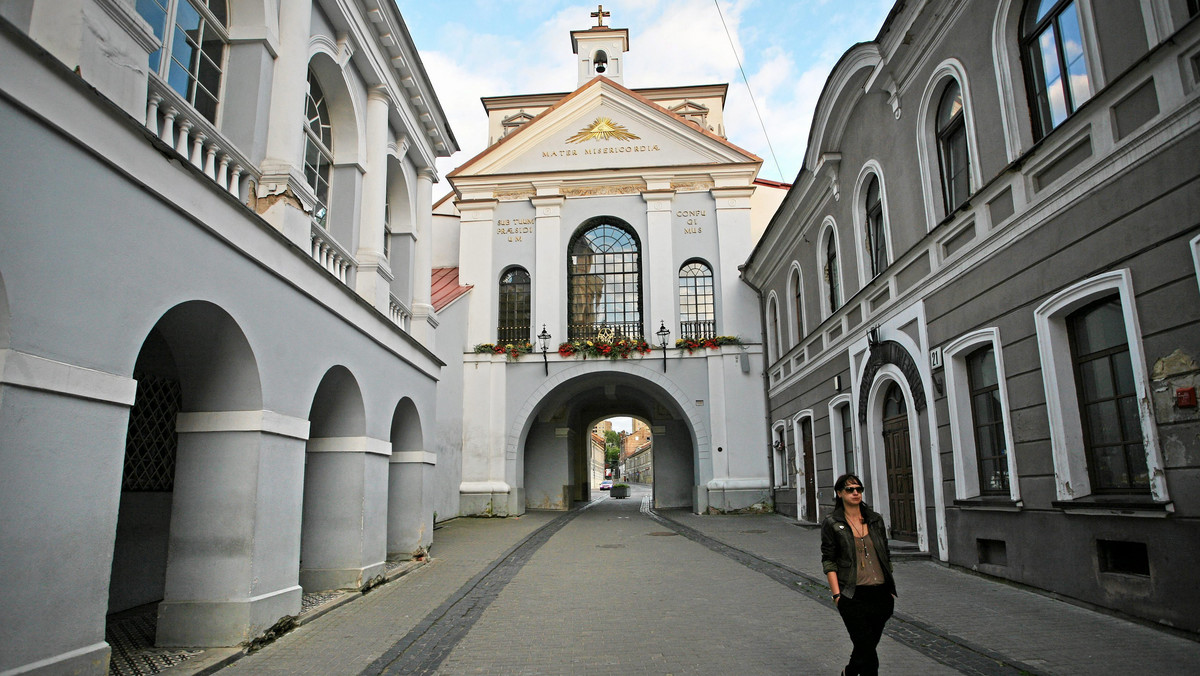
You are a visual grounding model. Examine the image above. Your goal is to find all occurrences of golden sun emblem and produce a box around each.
[566,116,640,144]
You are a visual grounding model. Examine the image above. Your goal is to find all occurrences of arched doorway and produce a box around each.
[512,369,701,512]
[882,382,917,542]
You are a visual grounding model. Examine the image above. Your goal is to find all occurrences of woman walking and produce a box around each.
[821,473,896,676]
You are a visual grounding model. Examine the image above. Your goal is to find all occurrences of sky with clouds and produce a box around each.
[398,0,896,184]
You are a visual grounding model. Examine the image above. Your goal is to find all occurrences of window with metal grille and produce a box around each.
[936,79,970,213]
[136,0,228,123]
[967,346,1010,494]
[123,373,182,492]
[497,267,531,343]
[1068,296,1148,492]
[304,69,333,226]
[679,260,715,340]
[567,220,642,340]
[1021,0,1092,139]
[864,175,887,278]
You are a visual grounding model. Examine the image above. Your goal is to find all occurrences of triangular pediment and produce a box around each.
[449,77,759,179]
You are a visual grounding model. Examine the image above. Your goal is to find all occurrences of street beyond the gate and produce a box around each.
[195,484,1200,675]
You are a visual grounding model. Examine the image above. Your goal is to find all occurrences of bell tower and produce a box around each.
[571,5,629,86]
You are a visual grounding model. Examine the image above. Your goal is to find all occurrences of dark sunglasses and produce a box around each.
[842,486,864,494]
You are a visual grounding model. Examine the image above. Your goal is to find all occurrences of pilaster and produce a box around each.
[712,186,757,334]
[409,167,438,347]
[532,191,565,342]
[457,198,499,346]
[355,87,395,312]
[642,189,676,338]
[388,450,437,557]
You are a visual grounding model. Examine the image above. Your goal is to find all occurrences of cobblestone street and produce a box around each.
[189,491,1200,676]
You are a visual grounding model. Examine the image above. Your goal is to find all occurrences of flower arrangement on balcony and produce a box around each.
[675,335,744,354]
[473,342,534,361]
[557,338,653,360]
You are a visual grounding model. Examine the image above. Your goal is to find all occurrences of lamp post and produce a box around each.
[538,324,552,376]
[656,320,670,373]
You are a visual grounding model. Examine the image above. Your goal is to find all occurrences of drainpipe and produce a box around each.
[738,264,778,511]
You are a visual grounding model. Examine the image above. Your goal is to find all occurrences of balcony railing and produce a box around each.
[390,294,411,331]
[568,322,644,341]
[310,221,355,285]
[497,325,531,344]
[679,320,716,340]
[144,76,259,199]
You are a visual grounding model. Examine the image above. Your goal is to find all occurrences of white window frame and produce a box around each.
[943,328,1020,502]
[787,262,805,348]
[916,60,984,231]
[771,421,789,488]
[141,0,230,124]
[852,162,893,287]
[1033,269,1167,501]
[828,394,857,479]
[818,218,844,320]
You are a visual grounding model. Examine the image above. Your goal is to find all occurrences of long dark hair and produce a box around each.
[833,473,864,512]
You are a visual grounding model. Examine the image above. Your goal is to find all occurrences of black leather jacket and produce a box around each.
[820,504,896,599]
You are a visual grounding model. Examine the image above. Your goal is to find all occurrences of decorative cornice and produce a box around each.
[494,188,535,201]
[670,180,714,192]
[561,184,643,197]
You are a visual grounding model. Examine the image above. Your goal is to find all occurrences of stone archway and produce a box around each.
[507,363,707,513]
[110,300,267,646]
[387,397,432,559]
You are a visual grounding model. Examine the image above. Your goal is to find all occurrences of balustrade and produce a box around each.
[390,294,412,331]
[568,322,644,341]
[679,320,716,340]
[144,76,258,199]
[310,222,355,285]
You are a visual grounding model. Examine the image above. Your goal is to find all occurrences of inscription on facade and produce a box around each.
[496,218,534,242]
[677,209,707,234]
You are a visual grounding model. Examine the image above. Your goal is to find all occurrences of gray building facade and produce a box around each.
[742,0,1200,633]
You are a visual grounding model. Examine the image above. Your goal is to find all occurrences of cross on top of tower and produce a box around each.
[590,4,610,28]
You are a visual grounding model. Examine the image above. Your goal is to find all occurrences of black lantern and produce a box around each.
[538,324,552,376]
[655,321,671,373]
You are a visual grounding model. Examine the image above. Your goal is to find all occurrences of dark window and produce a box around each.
[678,261,715,339]
[304,69,333,224]
[977,539,1008,566]
[824,231,840,313]
[936,80,970,213]
[884,382,906,418]
[497,267,531,343]
[137,0,227,123]
[1097,539,1149,576]
[1190,0,1200,18]
[839,403,854,474]
[967,346,1010,494]
[568,221,642,340]
[767,298,780,360]
[1021,0,1092,139]
[1068,296,1148,493]
[791,268,804,340]
[864,176,887,278]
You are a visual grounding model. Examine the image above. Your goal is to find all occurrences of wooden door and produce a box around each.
[801,418,817,521]
[882,384,917,542]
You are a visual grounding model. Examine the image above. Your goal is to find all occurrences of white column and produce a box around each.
[257,0,313,247]
[642,190,676,339]
[355,87,394,313]
[712,187,757,334]
[532,194,565,342]
[409,167,437,347]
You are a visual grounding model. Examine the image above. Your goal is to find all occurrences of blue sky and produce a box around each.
[398,0,896,183]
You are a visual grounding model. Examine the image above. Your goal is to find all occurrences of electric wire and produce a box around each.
[714,0,784,181]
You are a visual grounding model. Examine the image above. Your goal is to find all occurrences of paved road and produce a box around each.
[213,488,1200,675]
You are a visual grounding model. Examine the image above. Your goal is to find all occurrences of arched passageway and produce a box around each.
[387,397,432,559]
[109,301,263,644]
[513,371,698,512]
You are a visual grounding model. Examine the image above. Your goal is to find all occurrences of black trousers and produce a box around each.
[836,584,894,676]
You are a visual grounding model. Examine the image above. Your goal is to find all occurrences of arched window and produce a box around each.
[1021,0,1092,139]
[678,261,715,339]
[790,267,804,344]
[568,220,642,340]
[766,296,781,362]
[966,346,1010,494]
[936,80,970,213]
[497,267,531,343]
[864,175,888,278]
[824,229,841,314]
[304,69,333,226]
[137,0,228,123]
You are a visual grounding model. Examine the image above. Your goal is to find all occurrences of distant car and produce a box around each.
[599,480,613,490]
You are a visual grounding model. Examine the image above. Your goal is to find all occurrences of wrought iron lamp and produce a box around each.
[656,321,671,373]
[538,324,552,376]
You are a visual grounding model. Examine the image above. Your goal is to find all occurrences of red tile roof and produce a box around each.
[431,267,472,311]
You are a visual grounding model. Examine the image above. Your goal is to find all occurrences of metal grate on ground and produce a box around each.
[300,590,344,614]
[106,607,204,676]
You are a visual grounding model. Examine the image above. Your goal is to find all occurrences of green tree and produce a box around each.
[604,429,621,465]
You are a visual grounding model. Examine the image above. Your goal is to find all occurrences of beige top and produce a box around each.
[855,532,887,586]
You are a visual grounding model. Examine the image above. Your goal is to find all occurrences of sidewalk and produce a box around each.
[659,510,1200,676]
